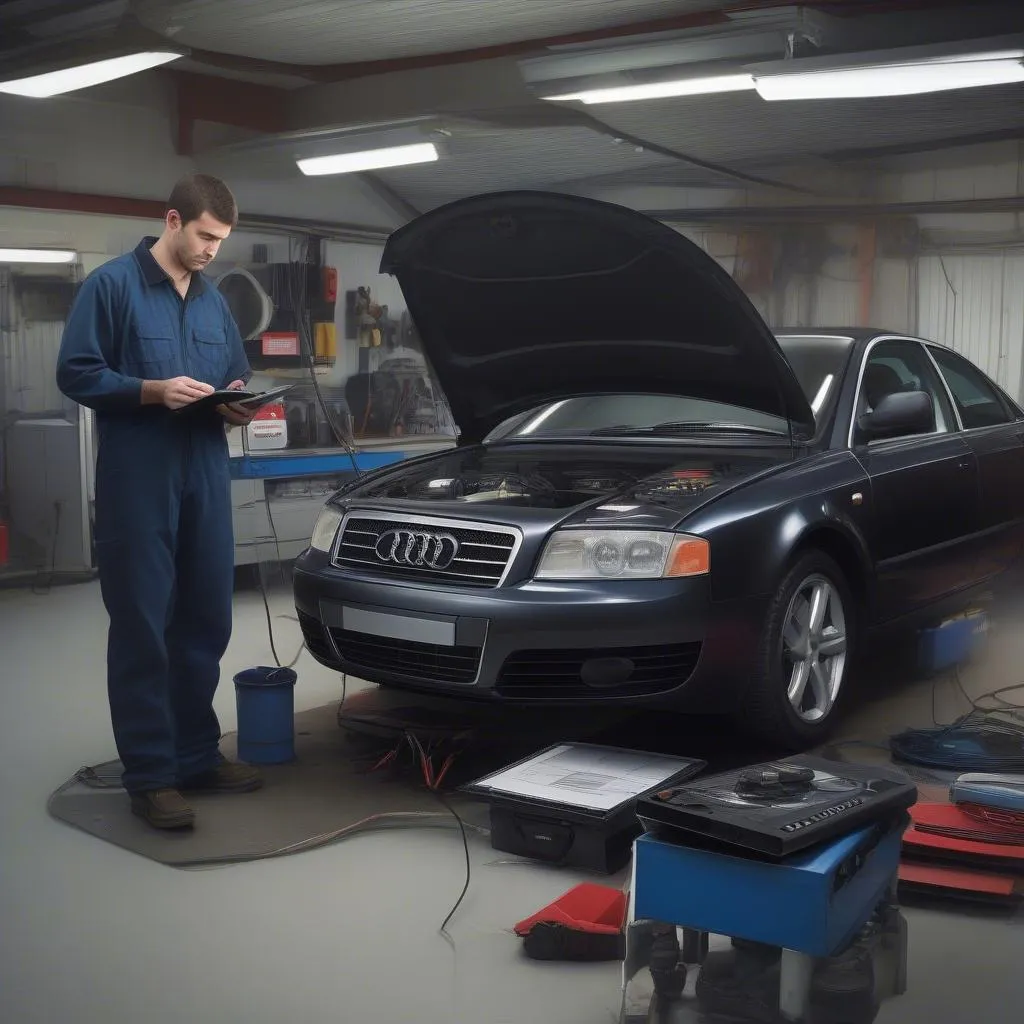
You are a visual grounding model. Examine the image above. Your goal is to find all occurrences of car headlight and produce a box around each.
[535,529,709,580]
[310,505,344,553]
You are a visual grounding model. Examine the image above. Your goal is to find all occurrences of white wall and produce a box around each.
[678,225,915,335]
[918,252,1024,401]
[682,222,1024,401]
[0,74,401,230]
[879,142,1024,204]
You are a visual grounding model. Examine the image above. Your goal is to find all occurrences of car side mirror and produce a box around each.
[856,390,933,441]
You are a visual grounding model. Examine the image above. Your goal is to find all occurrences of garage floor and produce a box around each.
[2,579,1023,1024]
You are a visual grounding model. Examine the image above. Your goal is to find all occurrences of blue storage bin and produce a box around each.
[918,610,988,675]
[234,666,298,764]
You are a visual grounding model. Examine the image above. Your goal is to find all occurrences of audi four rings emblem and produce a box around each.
[374,529,460,570]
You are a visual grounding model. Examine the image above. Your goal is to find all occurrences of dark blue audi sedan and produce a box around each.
[293,191,1024,747]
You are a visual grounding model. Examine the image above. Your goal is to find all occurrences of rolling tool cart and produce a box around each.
[620,756,917,1023]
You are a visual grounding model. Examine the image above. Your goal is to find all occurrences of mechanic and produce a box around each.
[56,173,261,830]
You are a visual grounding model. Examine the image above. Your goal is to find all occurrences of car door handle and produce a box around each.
[959,460,971,469]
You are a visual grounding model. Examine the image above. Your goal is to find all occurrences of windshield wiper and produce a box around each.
[591,421,787,438]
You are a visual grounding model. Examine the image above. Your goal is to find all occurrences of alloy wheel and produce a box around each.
[780,573,848,723]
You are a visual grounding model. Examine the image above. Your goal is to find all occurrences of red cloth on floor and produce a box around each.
[514,883,627,937]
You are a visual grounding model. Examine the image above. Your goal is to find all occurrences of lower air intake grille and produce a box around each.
[496,643,702,698]
[329,629,482,685]
[298,611,333,662]
[333,516,517,587]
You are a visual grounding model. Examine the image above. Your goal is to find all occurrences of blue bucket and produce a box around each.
[234,666,298,764]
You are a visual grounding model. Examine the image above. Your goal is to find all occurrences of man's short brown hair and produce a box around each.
[168,173,238,228]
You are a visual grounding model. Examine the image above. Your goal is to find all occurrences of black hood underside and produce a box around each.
[380,191,815,442]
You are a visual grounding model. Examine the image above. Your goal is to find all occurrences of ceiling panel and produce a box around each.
[373,124,679,210]
[136,0,724,65]
[593,83,1024,167]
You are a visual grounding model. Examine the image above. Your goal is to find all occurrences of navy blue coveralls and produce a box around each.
[56,237,250,794]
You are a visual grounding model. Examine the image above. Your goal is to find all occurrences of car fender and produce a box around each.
[681,451,874,606]
[784,499,876,614]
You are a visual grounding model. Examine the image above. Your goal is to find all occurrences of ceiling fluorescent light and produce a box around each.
[0,248,77,264]
[753,49,1024,101]
[545,73,755,104]
[297,142,439,176]
[0,51,184,98]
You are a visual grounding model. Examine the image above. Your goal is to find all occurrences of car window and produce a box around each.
[928,346,1015,430]
[854,340,955,443]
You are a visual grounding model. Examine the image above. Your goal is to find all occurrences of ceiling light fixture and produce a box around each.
[752,48,1024,101]
[545,72,756,104]
[297,142,439,176]
[0,248,77,264]
[0,51,184,98]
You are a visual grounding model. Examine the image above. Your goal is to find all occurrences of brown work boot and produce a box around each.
[180,761,264,793]
[130,788,196,830]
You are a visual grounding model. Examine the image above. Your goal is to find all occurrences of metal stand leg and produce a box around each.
[779,948,815,1021]
[620,920,658,1024]
[649,924,687,1000]
[681,928,709,964]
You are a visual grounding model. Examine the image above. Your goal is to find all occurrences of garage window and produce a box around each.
[928,346,1017,430]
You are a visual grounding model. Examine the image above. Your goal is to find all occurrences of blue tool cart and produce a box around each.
[620,815,910,1023]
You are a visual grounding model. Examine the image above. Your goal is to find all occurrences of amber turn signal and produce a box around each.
[666,536,710,577]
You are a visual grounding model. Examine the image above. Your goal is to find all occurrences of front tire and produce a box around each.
[739,551,855,749]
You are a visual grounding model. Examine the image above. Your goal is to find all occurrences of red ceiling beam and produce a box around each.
[0,186,168,220]
[0,186,393,240]
[171,70,290,155]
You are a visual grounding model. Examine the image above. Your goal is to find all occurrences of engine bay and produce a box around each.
[356,448,781,511]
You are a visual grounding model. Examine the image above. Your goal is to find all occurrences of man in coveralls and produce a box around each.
[56,173,262,830]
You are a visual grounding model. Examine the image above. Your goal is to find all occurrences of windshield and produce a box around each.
[489,395,791,440]
[776,334,855,416]
[488,335,854,442]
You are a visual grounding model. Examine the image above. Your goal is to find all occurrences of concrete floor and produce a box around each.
[2,578,1023,1023]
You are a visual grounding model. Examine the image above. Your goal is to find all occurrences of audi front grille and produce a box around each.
[333,513,520,587]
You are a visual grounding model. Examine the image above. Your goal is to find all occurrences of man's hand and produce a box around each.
[142,376,215,410]
[217,379,256,427]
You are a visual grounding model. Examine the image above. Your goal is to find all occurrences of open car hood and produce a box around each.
[380,191,815,443]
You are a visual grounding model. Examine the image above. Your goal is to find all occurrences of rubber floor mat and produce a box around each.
[45,691,626,869]
[45,701,493,868]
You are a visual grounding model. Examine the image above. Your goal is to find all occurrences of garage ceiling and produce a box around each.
[375,124,681,211]
[595,82,1024,172]
[135,0,729,65]
[2,1,1024,220]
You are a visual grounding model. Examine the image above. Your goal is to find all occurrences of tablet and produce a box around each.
[178,383,296,414]
[233,383,296,410]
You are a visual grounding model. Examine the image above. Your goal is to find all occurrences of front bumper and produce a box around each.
[293,553,763,707]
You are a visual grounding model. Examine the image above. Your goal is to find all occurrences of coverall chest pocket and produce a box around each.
[125,334,179,380]
[191,324,230,387]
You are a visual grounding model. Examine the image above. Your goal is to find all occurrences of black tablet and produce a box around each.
[177,383,296,414]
